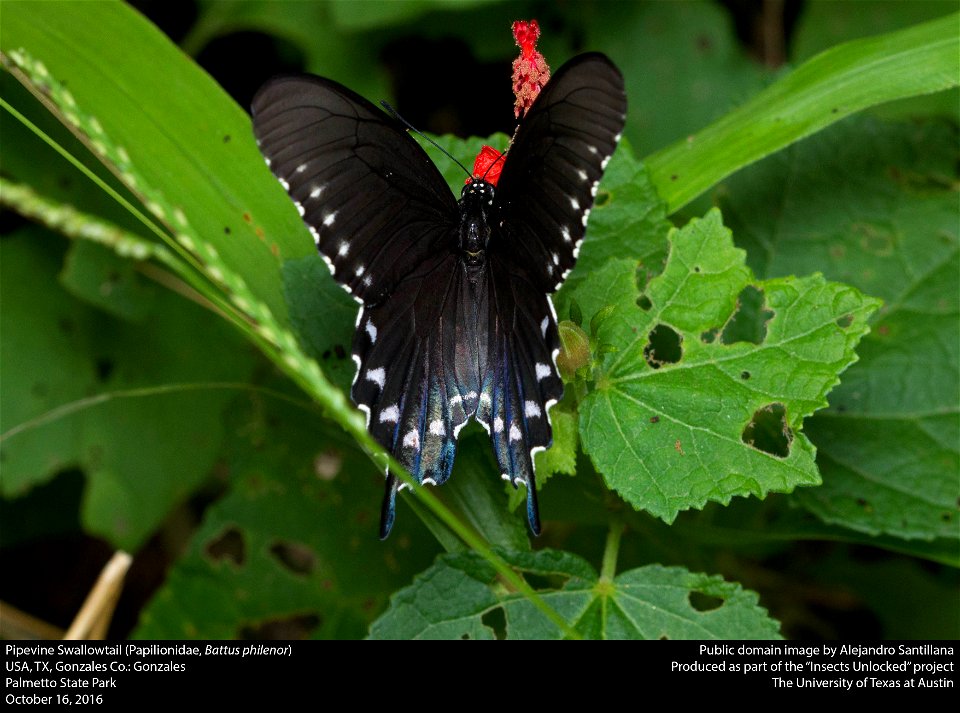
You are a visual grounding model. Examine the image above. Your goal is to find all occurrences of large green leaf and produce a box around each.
[369,549,782,639]
[719,117,959,544]
[1,1,310,327]
[646,12,960,212]
[0,229,254,549]
[574,210,882,522]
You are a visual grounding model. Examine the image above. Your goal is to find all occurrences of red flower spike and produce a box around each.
[511,19,550,118]
[467,144,504,187]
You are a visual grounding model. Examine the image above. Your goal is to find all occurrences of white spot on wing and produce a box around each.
[582,208,592,227]
[449,394,463,407]
[309,226,321,245]
[601,155,611,170]
[535,363,552,381]
[429,419,445,436]
[588,145,599,156]
[362,274,372,287]
[493,417,504,433]
[403,429,420,450]
[323,211,337,226]
[524,401,542,418]
[552,252,560,266]
[561,226,572,243]
[576,168,588,182]
[278,177,289,190]
[365,367,385,388]
[295,163,307,174]
[569,196,580,210]
[338,241,349,256]
[590,180,599,197]
[541,316,549,338]
[509,423,522,441]
[355,264,365,277]
[379,405,399,423]
[365,320,377,343]
[422,477,437,486]
[310,185,323,199]
[295,202,305,217]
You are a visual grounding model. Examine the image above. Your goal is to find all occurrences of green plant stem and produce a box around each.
[600,518,625,584]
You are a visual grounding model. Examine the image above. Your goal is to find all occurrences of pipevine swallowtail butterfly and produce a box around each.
[252,53,626,538]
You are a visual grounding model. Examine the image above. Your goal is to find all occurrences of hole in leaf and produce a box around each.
[636,294,652,311]
[740,371,750,380]
[741,403,792,458]
[461,633,470,640]
[95,358,114,382]
[269,540,316,576]
[524,572,571,591]
[643,324,682,368]
[205,526,245,566]
[594,189,611,207]
[688,591,725,612]
[239,613,320,640]
[700,327,720,344]
[659,634,670,640]
[481,607,507,640]
[836,314,854,328]
[693,265,701,273]
[650,416,660,424]
[721,285,773,345]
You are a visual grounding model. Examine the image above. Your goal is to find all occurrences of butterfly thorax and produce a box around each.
[458,179,496,267]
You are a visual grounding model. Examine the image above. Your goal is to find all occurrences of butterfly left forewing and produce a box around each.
[252,76,458,302]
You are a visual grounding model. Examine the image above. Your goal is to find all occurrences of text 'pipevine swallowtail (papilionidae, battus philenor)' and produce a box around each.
[251,52,626,538]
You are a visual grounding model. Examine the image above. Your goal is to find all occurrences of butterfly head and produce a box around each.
[458,179,496,266]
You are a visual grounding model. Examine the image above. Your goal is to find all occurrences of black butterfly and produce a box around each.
[252,53,626,538]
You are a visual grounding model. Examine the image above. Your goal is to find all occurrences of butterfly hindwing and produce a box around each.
[476,255,564,535]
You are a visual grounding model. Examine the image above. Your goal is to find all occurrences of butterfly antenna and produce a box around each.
[380,101,472,178]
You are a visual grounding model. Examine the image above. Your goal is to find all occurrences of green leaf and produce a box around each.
[369,550,782,639]
[646,13,960,212]
[282,255,358,394]
[1,229,255,549]
[1,1,311,328]
[574,210,882,522]
[135,393,441,639]
[719,116,959,544]
[60,241,158,321]
[557,139,673,299]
